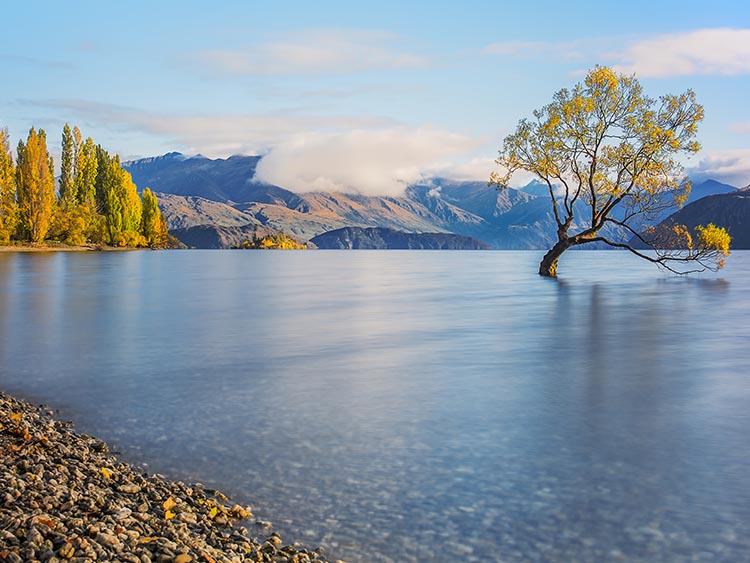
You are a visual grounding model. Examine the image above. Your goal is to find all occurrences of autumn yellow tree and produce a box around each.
[16,128,56,243]
[492,66,730,277]
[95,148,144,246]
[0,127,18,243]
[140,188,168,247]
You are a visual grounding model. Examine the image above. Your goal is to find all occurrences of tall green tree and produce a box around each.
[0,127,18,243]
[492,66,729,277]
[94,144,114,213]
[16,128,56,243]
[140,187,168,247]
[59,123,75,207]
[75,135,98,207]
[96,149,143,245]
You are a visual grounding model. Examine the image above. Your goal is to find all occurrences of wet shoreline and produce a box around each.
[0,391,341,563]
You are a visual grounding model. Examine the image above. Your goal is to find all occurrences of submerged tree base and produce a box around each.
[538,240,572,277]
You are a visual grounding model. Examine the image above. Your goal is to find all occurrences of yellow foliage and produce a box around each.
[100,468,112,479]
[696,223,731,256]
[16,128,56,242]
[141,188,169,247]
[48,205,103,246]
[671,224,693,250]
[114,230,148,248]
[165,510,176,520]
[163,497,177,511]
[235,233,306,250]
[0,127,17,244]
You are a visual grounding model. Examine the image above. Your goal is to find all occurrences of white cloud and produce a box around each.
[195,29,430,76]
[731,122,750,134]
[612,28,750,78]
[424,157,495,183]
[687,149,750,187]
[254,128,479,196]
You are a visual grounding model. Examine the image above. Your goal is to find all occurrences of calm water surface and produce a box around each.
[1,250,749,562]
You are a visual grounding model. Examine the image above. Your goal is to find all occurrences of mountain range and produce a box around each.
[123,152,747,249]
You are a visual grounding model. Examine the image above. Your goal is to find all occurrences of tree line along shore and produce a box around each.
[0,390,343,563]
[0,124,173,249]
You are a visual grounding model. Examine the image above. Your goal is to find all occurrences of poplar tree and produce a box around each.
[16,128,56,242]
[75,136,98,207]
[140,188,168,247]
[0,127,18,243]
[96,149,143,245]
[59,123,75,207]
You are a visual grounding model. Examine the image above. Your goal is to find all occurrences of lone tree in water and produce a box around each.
[492,66,730,277]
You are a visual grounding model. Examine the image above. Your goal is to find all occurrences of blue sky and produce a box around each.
[1,0,749,194]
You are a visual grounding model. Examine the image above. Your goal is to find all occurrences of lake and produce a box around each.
[1,250,749,562]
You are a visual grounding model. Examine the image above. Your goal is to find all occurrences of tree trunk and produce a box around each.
[538,239,572,277]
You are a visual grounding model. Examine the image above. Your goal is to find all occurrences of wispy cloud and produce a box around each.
[730,122,750,134]
[22,98,393,156]
[194,29,430,76]
[611,28,750,78]
[687,149,750,187]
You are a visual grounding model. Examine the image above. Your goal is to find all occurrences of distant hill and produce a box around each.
[687,179,738,204]
[155,193,262,230]
[124,152,304,207]
[635,189,750,249]
[124,152,738,249]
[310,227,492,250]
[517,180,555,197]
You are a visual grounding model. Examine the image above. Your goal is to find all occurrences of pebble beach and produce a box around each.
[0,391,340,563]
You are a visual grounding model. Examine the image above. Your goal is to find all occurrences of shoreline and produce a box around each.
[0,244,141,253]
[0,391,340,563]
[0,244,97,252]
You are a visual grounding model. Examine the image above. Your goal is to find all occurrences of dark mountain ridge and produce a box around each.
[311,227,492,250]
[631,188,750,249]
